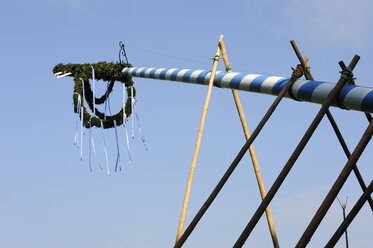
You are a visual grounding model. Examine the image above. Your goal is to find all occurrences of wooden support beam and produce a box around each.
[325,180,373,248]
[175,35,223,243]
[233,55,360,248]
[290,40,373,211]
[295,57,373,248]
[219,38,280,248]
[175,54,301,248]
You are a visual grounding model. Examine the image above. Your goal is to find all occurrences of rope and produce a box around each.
[287,64,304,101]
[337,66,356,109]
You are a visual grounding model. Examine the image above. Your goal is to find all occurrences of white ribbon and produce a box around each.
[80,106,84,161]
[91,66,96,116]
[131,87,135,139]
[104,82,110,119]
[135,112,148,151]
[113,120,121,172]
[88,119,102,172]
[101,120,110,176]
[123,84,132,163]
[80,79,85,161]
[89,122,92,172]
[56,72,72,78]
[74,93,81,147]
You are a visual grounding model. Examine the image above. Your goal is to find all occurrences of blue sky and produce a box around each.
[1,0,372,247]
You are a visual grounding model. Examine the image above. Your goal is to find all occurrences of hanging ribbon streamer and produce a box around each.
[80,106,84,161]
[56,72,72,78]
[101,120,110,175]
[124,123,132,163]
[91,66,96,116]
[88,119,103,172]
[113,120,121,172]
[104,82,110,119]
[80,79,85,161]
[91,131,103,170]
[135,112,148,151]
[89,121,93,172]
[74,93,81,147]
[123,84,132,163]
[131,86,135,139]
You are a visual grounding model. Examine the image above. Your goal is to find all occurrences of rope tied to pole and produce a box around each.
[338,66,356,109]
[291,64,304,79]
[288,64,304,101]
[340,66,355,84]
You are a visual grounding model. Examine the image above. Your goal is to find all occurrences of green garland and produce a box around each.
[52,62,135,128]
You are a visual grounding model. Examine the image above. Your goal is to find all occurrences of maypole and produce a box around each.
[53,37,372,247]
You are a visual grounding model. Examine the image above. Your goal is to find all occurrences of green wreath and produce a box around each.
[52,62,135,128]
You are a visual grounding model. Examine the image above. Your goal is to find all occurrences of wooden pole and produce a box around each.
[337,197,349,248]
[290,40,373,211]
[325,181,373,248]
[175,61,300,248]
[234,55,360,248]
[175,35,223,243]
[219,38,280,248]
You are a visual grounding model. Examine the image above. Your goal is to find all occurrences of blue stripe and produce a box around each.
[272,78,289,95]
[339,84,357,103]
[214,72,226,87]
[132,68,141,76]
[139,68,147,77]
[360,90,373,113]
[170,69,182,81]
[196,70,211,83]
[182,70,193,81]
[230,73,247,90]
[148,68,159,78]
[297,81,324,101]
[249,75,270,92]
[159,69,169,79]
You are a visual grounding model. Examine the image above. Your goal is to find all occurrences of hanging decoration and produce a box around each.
[52,61,136,128]
[52,42,147,173]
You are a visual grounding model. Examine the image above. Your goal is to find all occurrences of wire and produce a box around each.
[125,43,289,78]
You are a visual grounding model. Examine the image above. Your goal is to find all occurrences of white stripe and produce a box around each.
[261,76,285,94]
[311,83,334,104]
[144,68,154,77]
[343,87,372,111]
[164,68,178,80]
[290,79,310,100]
[153,68,166,79]
[135,67,146,76]
[127,67,136,74]
[238,74,261,91]
[203,72,212,83]
[175,69,190,81]
[188,70,205,83]
[220,72,241,87]
[56,72,72,78]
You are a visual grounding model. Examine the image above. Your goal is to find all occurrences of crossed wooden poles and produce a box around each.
[174,35,373,247]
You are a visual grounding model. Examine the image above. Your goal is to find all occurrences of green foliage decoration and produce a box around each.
[52,62,135,128]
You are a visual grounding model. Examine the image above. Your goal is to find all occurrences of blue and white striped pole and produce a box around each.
[122,67,373,114]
